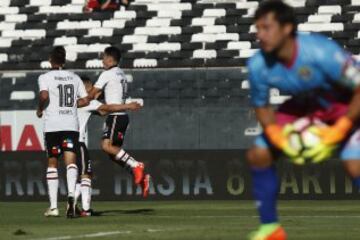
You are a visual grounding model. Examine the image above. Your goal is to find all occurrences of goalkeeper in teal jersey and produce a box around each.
[246,1,360,240]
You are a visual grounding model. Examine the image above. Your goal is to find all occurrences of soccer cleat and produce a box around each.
[66,196,76,218]
[248,224,287,240]
[80,209,94,217]
[141,174,150,198]
[44,208,59,217]
[75,204,82,216]
[132,162,145,185]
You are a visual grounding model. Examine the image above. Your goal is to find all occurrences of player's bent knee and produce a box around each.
[246,147,273,168]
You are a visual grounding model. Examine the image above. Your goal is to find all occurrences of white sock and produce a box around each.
[74,183,81,205]
[66,164,78,198]
[46,167,59,209]
[115,149,139,168]
[81,178,92,211]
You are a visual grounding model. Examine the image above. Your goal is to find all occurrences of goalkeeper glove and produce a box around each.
[303,116,353,163]
[265,123,299,158]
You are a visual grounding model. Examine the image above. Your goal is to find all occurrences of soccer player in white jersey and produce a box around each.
[37,46,89,218]
[88,46,149,195]
[75,76,145,217]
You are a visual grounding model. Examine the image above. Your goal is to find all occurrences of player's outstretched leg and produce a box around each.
[102,139,149,197]
[246,147,286,240]
[44,158,59,217]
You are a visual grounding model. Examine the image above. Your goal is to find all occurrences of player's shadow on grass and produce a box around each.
[93,208,155,217]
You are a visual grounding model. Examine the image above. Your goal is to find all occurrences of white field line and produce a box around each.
[154,215,360,219]
[30,228,178,240]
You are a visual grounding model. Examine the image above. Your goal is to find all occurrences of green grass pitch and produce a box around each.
[1,201,359,240]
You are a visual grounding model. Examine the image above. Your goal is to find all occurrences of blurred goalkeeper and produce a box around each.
[246,1,360,239]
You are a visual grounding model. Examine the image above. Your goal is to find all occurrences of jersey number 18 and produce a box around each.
[58,84,74,107]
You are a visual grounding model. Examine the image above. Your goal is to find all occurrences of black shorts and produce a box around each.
[76,142,92,176]
[102,114,129,147]
[44,131,79,158]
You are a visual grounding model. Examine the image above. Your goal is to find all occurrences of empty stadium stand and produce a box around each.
[0,0,359,70]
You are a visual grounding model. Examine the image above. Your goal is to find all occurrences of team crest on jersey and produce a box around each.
[51,146,61,155]
[62,139,74,149]
[298,66,312,81]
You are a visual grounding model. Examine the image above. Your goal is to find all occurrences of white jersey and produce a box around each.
[38,70,87,133]
[94,66,127,115]
[78,100,103,143]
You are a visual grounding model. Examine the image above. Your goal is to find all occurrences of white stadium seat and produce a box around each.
[88,28,114,37]
[2,30,23,39]
[114,10,137,19]
[193,49,217,59]
[132,43,157,52]
[191,33,216,43]
[10,91,35,100]
[203,25,226,34]
[0,23,16,31]
[352,0,360,5]
[227,41,251,50]
[299,23,344,32]
[23,30,46,39]
[215,33,239,41]
[66,51,77,61]
[318,5,341,14]
[203,9,226,17]
[122,35,148,44]
[235,2,258,9]
[157,42,181,51]
[5,14,27,23]
[86,59,103,68]
[30,0,52,6]
[40,61,51,69]
[157,10,182,19]
[102,20,126,28]
[192,17,216,26]
[0,53,8,63]
[39,5,83,14]
[308,14,332,23]
[133,58,157,68]
[146,18,171,27]
[86,44,110,52]
[0,0,10,7]
[65,44,88,53]
[0,39,12,47]
[0,7,19,15]
[54,37,77,46]
[146,3,191,11]
[241,80,249,89]
[239,49,258,58]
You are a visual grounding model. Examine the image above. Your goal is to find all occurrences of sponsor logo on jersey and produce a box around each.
[298,66,312,81]
[51,146,61,155]
[62,139,74,149]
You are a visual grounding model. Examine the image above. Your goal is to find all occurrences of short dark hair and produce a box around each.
[80,75,92,84]
[50,46,66,65]
[104,46,121,63]
[255,0,297,36]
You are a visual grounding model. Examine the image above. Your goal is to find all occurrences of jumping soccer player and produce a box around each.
[88,46,150,196]
[246,1,360,239]
[37,46,89,218]
[74,76,145,216]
